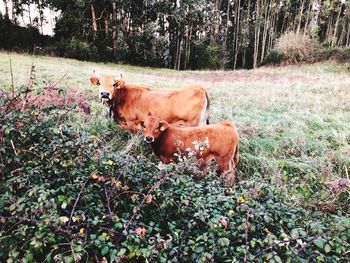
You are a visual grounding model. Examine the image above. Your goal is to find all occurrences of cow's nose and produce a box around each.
[101,92,110,99]
[145,136,153,143]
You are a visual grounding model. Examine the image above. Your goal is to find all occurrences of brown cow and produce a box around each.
[137,115,240,185]
[90,73,210,133]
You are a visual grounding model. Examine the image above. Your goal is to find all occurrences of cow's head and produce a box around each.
[137,114,169,143]
[90,71,125,102]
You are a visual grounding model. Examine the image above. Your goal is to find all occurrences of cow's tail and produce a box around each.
[200,90,210,125]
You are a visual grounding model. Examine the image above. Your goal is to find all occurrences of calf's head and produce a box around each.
[90,71,125,102]
[137,115,169,143]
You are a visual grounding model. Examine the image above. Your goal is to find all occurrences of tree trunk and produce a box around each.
[303,2,312,37]
[260,0,269,63]
[36,0,44,34]
[210,0,222,45]
[105,17,109,36]
[112,2,117,54]
[91,4,98,40]
[174,29,180,70]
[222,0,230,69]
[187,24,192,68]
[296,0,305,35]
[253,0,261,68]
[332,3,343,47]
[346,22,350,47]
[234,0,241,69]
[242,0,251,69]
[28,4,32,27]
[3,0,9,18]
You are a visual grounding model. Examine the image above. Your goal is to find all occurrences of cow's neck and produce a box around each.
[112,87,128,107]
[151,130,169,157]
[151,127,179,161]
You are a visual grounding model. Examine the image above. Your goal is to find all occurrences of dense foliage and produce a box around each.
[1,77,349,262]
[1,0,350,69]
[0,16,50,51]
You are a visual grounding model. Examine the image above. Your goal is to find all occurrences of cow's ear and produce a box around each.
[90,74,100,85]
[135,120,144,130]
[159,121,169,132]
[113,79,125,89]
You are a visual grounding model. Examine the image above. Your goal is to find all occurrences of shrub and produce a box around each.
[192,43,224,70]
[263,50,285,65]
[0,78,349,262]
[267,31,321,64]
[0,17,51,51]
[56,37,99,61]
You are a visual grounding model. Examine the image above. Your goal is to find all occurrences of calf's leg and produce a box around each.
[216,157,236,186]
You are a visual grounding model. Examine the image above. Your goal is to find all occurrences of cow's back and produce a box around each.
[110,83,209,131]
[144,84,208,125]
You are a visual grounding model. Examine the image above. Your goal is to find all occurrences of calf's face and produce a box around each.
[90,72,124,102]
[138,116,169,143]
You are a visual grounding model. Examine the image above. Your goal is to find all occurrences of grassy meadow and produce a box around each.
[0,51,349,262]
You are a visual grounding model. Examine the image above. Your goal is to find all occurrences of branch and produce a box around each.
[104,184,114,219]
[244,210,250,262]
[0,215,75,238]
[122,172,173,234]
[50,72,67,89]
[253,223,348,259]
[9,59,15,98]
[68,179,89,228]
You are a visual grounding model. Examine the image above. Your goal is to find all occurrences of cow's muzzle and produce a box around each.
[145,136,154,143]
[100,92,110,100]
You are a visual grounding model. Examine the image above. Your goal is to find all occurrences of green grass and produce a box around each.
[1,51,350,261]
[1,50,349,200]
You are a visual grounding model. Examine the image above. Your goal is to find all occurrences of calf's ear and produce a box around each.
[113,79,125,89]
[159,121,169,131]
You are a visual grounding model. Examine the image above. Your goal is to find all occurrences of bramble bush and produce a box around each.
[0,80,349,262]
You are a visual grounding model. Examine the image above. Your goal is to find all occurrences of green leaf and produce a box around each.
[117,248,126,256]
[344,218,350,226]
[324,244,331,253]
[250,240,256,248]
[274,255,283,263]
[314,237,325,249]
[101,246,109,256]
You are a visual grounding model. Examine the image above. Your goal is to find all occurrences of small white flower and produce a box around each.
[59,216,69,224]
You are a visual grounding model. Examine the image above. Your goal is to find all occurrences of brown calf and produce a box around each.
[138,115,240,185]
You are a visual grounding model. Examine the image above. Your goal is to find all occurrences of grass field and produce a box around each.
[0,51,349,261]
[1,51,349,183]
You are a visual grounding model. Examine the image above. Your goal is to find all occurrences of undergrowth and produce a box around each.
[0,62,349,262]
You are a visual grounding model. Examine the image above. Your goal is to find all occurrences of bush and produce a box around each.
[192,44,224,70]
[266,31,321,64]
[56,37,99,61]
[263,50,285,65]
[317,47,350,64]
[0,79,349,262]
[0,17,51,51]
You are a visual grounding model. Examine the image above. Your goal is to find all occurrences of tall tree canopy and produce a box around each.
[1,0,350,69]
